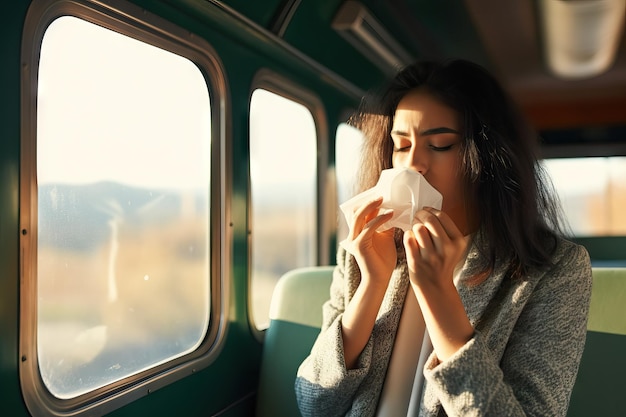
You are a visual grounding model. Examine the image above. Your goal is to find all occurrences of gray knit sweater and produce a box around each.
[295,234,592,416]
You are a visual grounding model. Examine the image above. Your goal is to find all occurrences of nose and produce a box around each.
[405,146,428,175]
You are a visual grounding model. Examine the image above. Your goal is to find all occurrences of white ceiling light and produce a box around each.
[540,0,626,79]
[332,0,413,76]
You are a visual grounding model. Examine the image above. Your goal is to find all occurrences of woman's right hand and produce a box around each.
[341,196,397,369]
[345,197,397,286]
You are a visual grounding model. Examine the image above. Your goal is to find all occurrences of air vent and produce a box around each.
[332,0,413,75]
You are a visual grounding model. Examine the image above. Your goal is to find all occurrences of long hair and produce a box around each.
[350,59,565,280]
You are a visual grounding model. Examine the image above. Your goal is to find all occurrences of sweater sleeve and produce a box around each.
[295,247,374,417]
[422,242,592,417]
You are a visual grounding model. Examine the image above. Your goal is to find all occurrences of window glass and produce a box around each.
[335,123,364,242]
[37,16,211,399]
[543,157,626,236]
[249,89,317,330]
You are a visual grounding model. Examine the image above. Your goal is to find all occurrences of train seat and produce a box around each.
[567,267,626,416]
[254,267,626,416]
[255,266,334,417]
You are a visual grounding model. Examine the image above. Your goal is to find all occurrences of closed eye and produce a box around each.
[429,144,454,152]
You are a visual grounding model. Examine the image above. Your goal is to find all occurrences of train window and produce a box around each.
[543,157,626,236]
[249,88,317,330]
[21,7,218,408]
[335,123,364,243]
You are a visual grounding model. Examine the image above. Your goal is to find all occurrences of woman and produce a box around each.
[295,60,592,416]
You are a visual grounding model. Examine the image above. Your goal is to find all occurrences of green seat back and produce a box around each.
[255,266,334,417]
[567,268,626,416]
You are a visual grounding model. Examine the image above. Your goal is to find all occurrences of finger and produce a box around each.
[414,210,447,255]
[419,208,468,264]
[422,207,463,240]
[411,220,435,259]
[348,197,384,240]
[403,229,419,273]
[360,208,394,236]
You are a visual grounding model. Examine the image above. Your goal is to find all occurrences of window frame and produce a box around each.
[247,69,330,336]
[19,0,230,415]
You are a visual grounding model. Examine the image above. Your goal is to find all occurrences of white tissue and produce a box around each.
[340,168,443,233]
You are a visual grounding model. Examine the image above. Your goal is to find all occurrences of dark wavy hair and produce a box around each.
[350,59,566,281]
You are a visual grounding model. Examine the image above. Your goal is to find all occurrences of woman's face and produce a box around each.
[391,88,476,235]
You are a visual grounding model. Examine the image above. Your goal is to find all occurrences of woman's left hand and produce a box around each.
[403,207,474,362]
[403,207,468,288]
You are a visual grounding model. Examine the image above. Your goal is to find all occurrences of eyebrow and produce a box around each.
[391,126,461,137]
